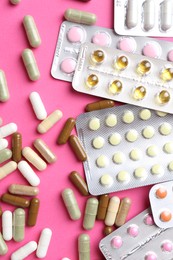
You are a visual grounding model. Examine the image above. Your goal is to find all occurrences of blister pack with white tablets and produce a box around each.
[99,208,173,260]
[114,0,173,37]
[73,42,173,114]
[76,104,173,195]
[51,21,173,82]
[149,181,173,228]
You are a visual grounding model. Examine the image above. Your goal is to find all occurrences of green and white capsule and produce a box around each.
[23,15,41,48]
[13,208,25,242]
[22,49,40,81]
[78,234,90,260]
[0,70,10,102]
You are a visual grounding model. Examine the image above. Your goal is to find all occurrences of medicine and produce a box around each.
[64,8,96,25]
[10,0,21,4]
[33,138,57,164]
[0,139,8,151]
[83,198,98,230]
[126,0,138,29]
[22,147,47,171]
[29,92,47,120]
[23,15,41,48]
[85,100,115,112]
[0,161,17,180]
[143,0,155,31]
[69,171,89,196]
[37,109,63,134]
[0,70,10,102]
[22,48,40,81]
[36,228,52,258]
[11,241,37,260]
[2,210,12,241]
[1,193,30,208]
[115,197,132,227]
[61,188,81,220]
[13,208,25,242]
[103,226,114,236]
[105,196,120,226]
[57,117,76,144]
[69,135,87,161]
[9,184,39,196]
[161,0,172,31]
[18,160,40,186]
[97,194,109,220]
[78,234,90,260]
[0,206,2,217]
[12,132,22,163]
[0,232,8,256]
[27,198,40,226]
[0,123,17,138]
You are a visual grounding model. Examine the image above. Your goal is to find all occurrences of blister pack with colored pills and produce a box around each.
[51,21,173,82]
[149,181,173,228]
[99,208,173,260]
[76,104,173,195]
[114,0,173,37]
[73,42,173,114]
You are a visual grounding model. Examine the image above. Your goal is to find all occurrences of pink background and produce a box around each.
[0,0,172,259]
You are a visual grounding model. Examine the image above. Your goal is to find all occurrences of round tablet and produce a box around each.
[92,136,105,149]
[129,148,142,161]
[122,110,134,124]
[163,142,173,154]
[142,126,155,139]
[167,49,173,62]
[118,37,137,53]
[96,155,108,168]
[147,145,159,157]
[168,161,173,171]
[127,224,139,237]
[160,210,172,222]
[144,251,157,260]
[112,152,125,164]
[105,114,117,127]
[156,111,167,117]
[151,164,164,176]
[117,171,130,183]
[67,26,84,43]
[142,42,161,58]
[144,214,154,225]
[125,129,138,142]
[111,236,123,249]
[155,187,167,199]
[159,122,172,135]
[92,31,111,47]
[88,117,100,131]
[100,174,113,187]
[139,109,151,120]
[161,240,173,252]
[109,133,122,146]
[60,58,76,74]
[134,167,147,180]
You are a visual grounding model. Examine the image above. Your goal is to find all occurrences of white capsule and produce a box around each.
[36,228,52,258]
[0,232,8,256]
[0,139,8,151]
[29,92,47,120]
[2,211,12,241]
[11,241,37,260]
[161,0,172,31]
[143,0,155,31]
[0,123,17,138]
[0,161,17,180]
[126,0,138,28]
[18,160,40,186]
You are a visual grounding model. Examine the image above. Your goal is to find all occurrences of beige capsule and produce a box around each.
[78,234,90,260]
[9,184,39,196]
[22,48,40,81]
[0,232,8,255]
[62,188,81,220]
[22,147,47,171]
[115,197,132,227]
[23,15,41,48]
[0,161,17,180]
[105,196,120,226]
[83,198,98,230]
[0,70,10,102]
[13,208,25,242]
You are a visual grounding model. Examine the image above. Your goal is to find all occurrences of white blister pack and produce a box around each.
[99,208,173,260]
[73,42,173,114]
[114,0,173,37]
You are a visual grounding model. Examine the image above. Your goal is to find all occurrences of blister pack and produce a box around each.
[76,104,173,195]
[149,181,173,228]
[114,0,173,37]
[99,208,173,260]
[51,21,173,82]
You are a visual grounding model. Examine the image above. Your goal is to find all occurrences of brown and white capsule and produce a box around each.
[22,147,47,171]
[27,198,40,226]
[1,193,30,208]
[97,194,109,220]
[69,171,89,196]
[0,161,17,180]
[57,117,76,144]
[85,100,115,112]
[8,184,39,196]
[12,132,22,163]
[115,197,132,227]
[69,135,87,161]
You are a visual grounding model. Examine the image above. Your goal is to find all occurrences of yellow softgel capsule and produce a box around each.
[132,86,146,100]
[86,74,99,89]
[160,68,173,81]
[90,50,105,65]
[136,60,151,75]
[156,90,170,105]
[114,56,128,70]
[108,80,122,95]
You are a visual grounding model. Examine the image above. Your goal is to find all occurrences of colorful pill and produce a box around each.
[0,123,17,138]
[69,135,87,161]
[62,188,81,220]
[0,161,17,180]
[0,70,10,102]
[103,226,114,236]
[9,184,39,196]
[85,100,114,112]
[10,0,21,4]
[161,240,173,252]
[64,8,96,25]
[97,194,109,220]
[145,251,157,260]
[23,15,41,48]
[69,171,89,196]
[143,0,155,31]
[83,198,98,230]
[13,208,25,242]
[115,197,132,227]
[22,48,40,81]
[12,132,22,163]
[27,198,40,226]
[29,92,47,120]
[78,234,90,260]
[11,241,37,260]
[127,224,139,237]
[57,117,76,144]
[126,0,138,29]
[2,210,12,241]
[155,187,167,199]
[18,160,40,186]
[0,139,8,151]
[36,228,52,258]
[111,236,123,249]
[1,193,30,208]
[0,232,8,256]
[160,210,172,222]
[105,196,120,226]
[22,147,47,171]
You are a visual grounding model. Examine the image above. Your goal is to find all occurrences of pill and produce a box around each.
[142,126,155,138]
[97,194,109,220]
[115,197,132,227]
[18,160,40,186]
[151,164,164,175]
[57,117,76,144]
[155,186,167,199]
[142,42,161,59]
[10,0,21,4]
[27,198,40,226]
[1,193,30,208]
[22,48,40,81]
[147,145,159,157]
[22,147,47,171]
[69,171,89,196]
[0,232,8,255]
[100,174,113,187]
[29,92,47,120]
[2,210,12,241]
[0,70,10,102]
[159,122,172,135]
[37,109,63,134]
[83,198,98,230]
[96,155,108,168]
[113,152,125,164]
[118,37,137,53]
[168,161,173,171]
[139,109,151,120]
[103,226,114,236]
[78,234,90,260]
[64,8,96,25]
[90,49,105,65]
[161,240,173,252]
[126,0,138,29]
[69,135,87,162]
[92,136,105,149]
[60,58,77,74]
[85,100,115,112]
[13,208,25,242]
[160,210,172,222]
[92,31,111,47]
[105,114,117,127]
[145,252,157,260]
[161,0,172,31]
[129,148,142,161]
[117,171,130,183]
[88,117,100,130]
[0,123,17,138]
[9,184,39,196]
[67,26,85,44]
[36,228,52,258]
[12,132,22,163]
[23,15,41,48]
[0,161,17,180]
[61,188,81,220]
[111,236,123,249]
[33,138,57,164]
[156,111,167,117]
[125,129,138,142]
[0,139,8,151]
[163,142,173,154]
[11,241,37,260]
[105,196,120,226]
[143,0,155,31]
[108,133,122,146]
[134,167,147,180]
[127,224,139,237]
[122,110,134,123]
[144,214,154,225]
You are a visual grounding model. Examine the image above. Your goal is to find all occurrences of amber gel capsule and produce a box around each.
[1,193,30,208]
[69,171,89,196]
[0,232,8,256]
[9,184,39,196]
[97,194,109,220]
[69,135,87,162]
[0,70,10,102]
[115,197,132,227]
[27,198,40,226]
[64,8,96,25]
[85,100,115,112]
[83,198,98,230]
[23,15,41,48]
[57,117,76,144]
[13,208,25,242]
[22,48,40,81]
[12,132,22,163]
[78,234,90,260]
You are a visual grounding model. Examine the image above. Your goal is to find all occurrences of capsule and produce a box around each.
[0,161,17,180]
[0,232,8,256]
[161,0,172,31]
[23,15,41,48]
[0,123,17,138]
[36,228,52,258]
[33,138,57,164]
[37,109,63,134]
[69,171,89,196]
[0,149,12,164]
[143,0,155,31]
[12,132,22,163]
[105,196,120,226]
[10,0,21,4]
[69,135,87,162]
[57,117,76,144]
[22,147,47,171]
[2,210,12,241]
[27,198,40,226]
[85,100,115,112]
[11,241,37,260]
[22,48,40,81]
[83,198,98,230]
[0,70,10,102]
[126,0,138,28]
[0,206,2,217]
[29,92,47,120]
[0,139,8,151]
[97,194,109,220]
[13,208,25,242]
[18,160,40,186]
[64,8,96,25]
[1,193,30,208]
[115,197,132,227]
[61,188,81,220]
[9,184,39,196]
[78,234,90,260]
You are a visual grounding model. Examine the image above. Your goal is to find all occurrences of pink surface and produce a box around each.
[0,0,172,259]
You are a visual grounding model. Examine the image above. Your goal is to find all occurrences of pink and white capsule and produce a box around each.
[29,92,47,120]
[0,139,8,151]
[18,160,40,186]
[36,228,52,258]
[0,123,17,138]
[2,210,12,241]
[11,241,37,260]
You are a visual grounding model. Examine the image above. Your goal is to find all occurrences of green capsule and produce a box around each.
[83,198,98,230]
[0,232,8,255]
[78,234,90,260]
[22,49,40,81]
[13,208,25,242]
[0,149,12,164]
[62,188,81,220]
[0,70,10,102]
[23,16,41,48]
[64,9,96,25]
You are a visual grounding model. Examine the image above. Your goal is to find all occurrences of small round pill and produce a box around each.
[159,122,172,135]
[103,226,114,236]
[111,236,122,249]
[168,161,173,171]
[88,117,100,131]
[60,58,76,74]
[96,155,108,168]
[127,224,139,237]
[168,50,173,62]
[117,37,137,52]
[139,109,151,120]
[160,210,172,222]
[142,126,155,139]
[122,110,134,123]
[155,187,167,199]
[108,133,121,146]
[92,31,111,47]
[112,152,125,164]
[144,214,154,225]
[125,129,138,142]
[145,251,157,260]
[147,145,159,157]
[163,142,173,154]
[117,171,130,183]
[105,114,117,127]
[129,148,142,161]
[161,240,173,252]
[156,111,167,117]
[134,167,147,179]
[100,174,113,187]
[151,164,164,176]
[92,136,105,149]
[67,26,84,43]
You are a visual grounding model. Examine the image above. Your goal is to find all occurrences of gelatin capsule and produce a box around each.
[27,198,40,226]
[9,184,39,196]
[143,0,155,31]
[161,0,172,31]
[18,160,40,186]
[114,56,128,70]
[34,138,57,164]
[85,100,115,112]
[23,15,41,48]
[57,117,76,144]
[0,139,8,151]
[11,241,37,260]
[0,232,8,256]
[69,171,89,196]
[36,228,52,258]
[64,8,96,25]
[108,80,122,95]
[0,123,17,138]
[62,188,81,220]
[29,92,47,120]
[90,50,105,65]
[105,196,120,226]
[12,132,22,163]
[160,67,173,81]
[22,48,40,81]
[126,0,138,29]
[115,197,132,227]
[78,234,90,260]
[97,194,109,220]
[0,70,10,102]
[86,74,99,89]
[69,135,87,162]
[10,0,21,4]
[132,86,147,100]
[13,208,25,242]
[83,198,98,230]
[22,147,47,171]
[136,60,151,75]
[156,90,170,105]
[1,193,30,208]
[0,161,17,180]
[2,210,12,241]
